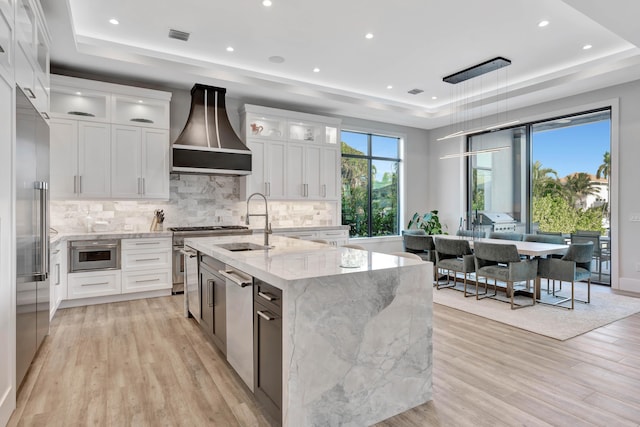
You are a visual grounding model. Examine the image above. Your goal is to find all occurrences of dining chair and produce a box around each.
[524,234,565,245]
[456,229,486,238]
[537,242,594,309]
[488,232,523,241]
[473,241,538,309]
[571,232,608,280]
[390,252,424,261]
[433,238,476,296]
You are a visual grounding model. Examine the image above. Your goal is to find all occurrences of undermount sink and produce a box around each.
[216,242,271,252]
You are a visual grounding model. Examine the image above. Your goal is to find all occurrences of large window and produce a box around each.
[467,109,611,283]
[341,131,400,237]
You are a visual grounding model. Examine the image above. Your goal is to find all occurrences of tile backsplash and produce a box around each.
[51,174,339,233]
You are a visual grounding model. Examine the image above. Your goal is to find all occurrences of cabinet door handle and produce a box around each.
[257,310,275,321]
[24,88,36,99]
[79,176,83,194]
[135,257,160,262]
[322,184,326,197]
[264,182,268,195]
[55,264,61,286]
[257,291,277,301]
[142,178,145,195]
[207,279,214,307]
[73,176,78,194]
[135,241,161,245]
[219,270,252,287]
[81,281,109,287]
[42,112,50,120]
[135,278,160,283]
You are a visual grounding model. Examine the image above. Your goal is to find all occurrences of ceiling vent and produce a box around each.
[407,88,424,95]
[168,29,190,42]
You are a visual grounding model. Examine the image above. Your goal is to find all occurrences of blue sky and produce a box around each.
[532,121,610,178]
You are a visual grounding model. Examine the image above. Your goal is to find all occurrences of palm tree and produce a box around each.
[532,160,562,198]
[596,151,610,180]
[564,172,599,209]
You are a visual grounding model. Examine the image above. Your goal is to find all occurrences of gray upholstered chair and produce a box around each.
[537,242,594,309]
[524,234,565,245]
[433,238,476,296]
[488,232,523,241]
[456,229,486,238]
[402,231,436,263]
[473,242,538,309]
[572,231,609,280]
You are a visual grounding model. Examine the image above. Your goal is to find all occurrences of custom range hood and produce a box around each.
[172,84,252,175]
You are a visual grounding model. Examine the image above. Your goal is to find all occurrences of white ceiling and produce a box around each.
[42,0,640,129]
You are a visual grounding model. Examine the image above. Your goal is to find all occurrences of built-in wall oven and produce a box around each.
[69,240,120,273]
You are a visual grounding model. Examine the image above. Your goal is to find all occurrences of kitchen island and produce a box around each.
[185,235,433,426]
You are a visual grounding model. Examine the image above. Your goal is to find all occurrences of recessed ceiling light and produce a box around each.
[75,91,82,96]
[109,18,119,25]
[138,100,143,103]
[268,55,285,63]
[432,96,438,100]
[313,67,320,73]
[386,85,393,89]
[365,33,374,39]
[538,20,549,27]
[262,0,272,6]
[583,44,592,50]
[226,46,234,52]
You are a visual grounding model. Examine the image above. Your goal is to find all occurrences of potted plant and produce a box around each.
[407,210,446,235]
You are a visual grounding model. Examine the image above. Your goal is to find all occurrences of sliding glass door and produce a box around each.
[467,109,611,284]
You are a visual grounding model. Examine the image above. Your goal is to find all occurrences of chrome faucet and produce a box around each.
[246,192,272,246]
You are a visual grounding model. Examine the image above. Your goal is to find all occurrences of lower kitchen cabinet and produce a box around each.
[199,254,227,354]
[121,237,172,294]
[67,270,121,299]
[253,279,282,422]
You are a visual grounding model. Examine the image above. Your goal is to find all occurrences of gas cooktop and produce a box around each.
[169,225,249,232]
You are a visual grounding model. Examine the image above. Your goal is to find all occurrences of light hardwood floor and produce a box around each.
[9,295,640,426]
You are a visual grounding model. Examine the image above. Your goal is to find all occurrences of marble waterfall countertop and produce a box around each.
[184,234,418,289]
[185,234,433,426]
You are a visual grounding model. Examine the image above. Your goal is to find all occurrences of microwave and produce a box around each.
[69,240,120,273]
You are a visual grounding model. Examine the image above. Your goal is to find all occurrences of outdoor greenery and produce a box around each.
[532,151,610,234]
[341,141,399,237]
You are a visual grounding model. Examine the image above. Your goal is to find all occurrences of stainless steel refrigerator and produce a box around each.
[15,87,50,388]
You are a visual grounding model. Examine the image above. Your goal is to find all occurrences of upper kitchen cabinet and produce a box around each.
[50,75,171,200]
[50,75,171,129]
[112,95,170,129]
[0,0,13,79]
[14,0,50,119]
[240,104,341,200]
[111,125,170,200]
[50,119,111,200]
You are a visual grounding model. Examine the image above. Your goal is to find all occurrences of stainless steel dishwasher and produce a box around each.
[220,266,254,391]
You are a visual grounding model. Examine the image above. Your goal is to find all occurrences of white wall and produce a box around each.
[429,79,640,293]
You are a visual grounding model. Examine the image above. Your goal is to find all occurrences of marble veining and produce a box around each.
[188,234,433,426]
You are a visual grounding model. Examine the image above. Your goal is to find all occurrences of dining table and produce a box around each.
[431,234,569,299]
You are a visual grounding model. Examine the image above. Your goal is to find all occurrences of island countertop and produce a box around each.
[184,234,422,289]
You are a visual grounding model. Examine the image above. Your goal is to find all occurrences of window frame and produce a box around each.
[341,129,403,238]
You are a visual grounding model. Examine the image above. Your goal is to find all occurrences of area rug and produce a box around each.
[432,280,640,340]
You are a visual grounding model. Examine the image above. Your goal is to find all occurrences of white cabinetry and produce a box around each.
[49,119,111,199]
[67,270,121,299]
[49,241,67,319]
[111,126,170,199]
[49,75,171,200]
[246,139,287,198]
[121,237,171,293]
[14,0,49,119]
[240,104,341,201]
